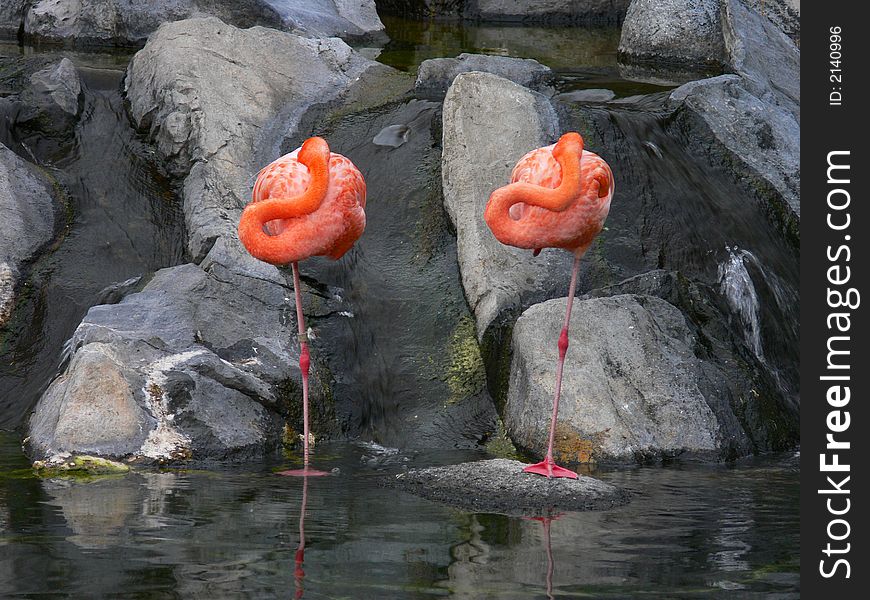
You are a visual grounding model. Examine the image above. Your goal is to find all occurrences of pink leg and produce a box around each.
[524,253,581,479]
[277,263,330,477]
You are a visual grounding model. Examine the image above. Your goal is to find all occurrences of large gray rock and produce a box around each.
[28,262,304,462]
[506,294,727,462]
[618,0,728,73]
[0,143,58,326]
[23,0,287,46]
[669,75,799,239]
[264,0,385,39]
[415,53,553,99]
[740,0,800,41]
[464,0,631,24]
[668,0,800,240]
[386,458,630,515]
[29,18,394,462]
[125,16,382,261]
[441,72,569,340]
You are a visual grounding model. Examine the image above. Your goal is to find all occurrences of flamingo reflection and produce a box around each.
[526,513,562,600]
[294,475,310,599]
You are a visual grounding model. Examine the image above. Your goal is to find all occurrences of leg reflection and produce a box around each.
[294,475,309,599]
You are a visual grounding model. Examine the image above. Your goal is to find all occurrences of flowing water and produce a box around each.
[0,19,799,599]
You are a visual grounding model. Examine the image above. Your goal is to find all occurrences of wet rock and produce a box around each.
[386,458,630,515]
[33,453,131,477]
[22,0,286,46]
[463,0,631,24]
[506,295,728,463]
[415,53,553,99]
[0,143,59,326]
[28,58,82,116]
[618,0,728,74]
[668,74,799,241]
[266,0,385,39]
[441,72,569,340]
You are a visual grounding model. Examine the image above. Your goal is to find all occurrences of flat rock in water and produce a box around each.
[387,459,630,515]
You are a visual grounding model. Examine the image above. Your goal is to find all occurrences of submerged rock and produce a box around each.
[415,53,553,99]
[441,71,569,340]
[0,143,59,326]
[554,88,616,103]
[33,453,131,477]
[386,458,630,515]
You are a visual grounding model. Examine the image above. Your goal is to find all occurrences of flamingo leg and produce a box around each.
[278,263,330,477]
[523,253,581,479]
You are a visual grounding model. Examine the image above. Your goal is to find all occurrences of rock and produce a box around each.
[740,0,800,41]
[28,262,309,462]
[0,143,59,326]
[266,0,385,39]
[22,0,284,46]
[441,72,570,340]
[28,58,82,116]
[618,0,728,74]
[125,16,382,261]
[33,453,131,477]
[554,88,616,103]
[415,53,553,99]
[385,458,630,515]
[463,0,631,24]
[507,295,726,462]
[668,75,799,240]
[376,0,463,18]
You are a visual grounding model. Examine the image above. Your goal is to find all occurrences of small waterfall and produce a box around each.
[718,247,764,360]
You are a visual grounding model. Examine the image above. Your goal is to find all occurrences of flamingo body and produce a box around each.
[484,132,615,479]
[484,132,613,255]
[239,137,366,265]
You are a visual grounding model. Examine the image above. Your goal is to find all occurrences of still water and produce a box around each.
[0,435,798,598]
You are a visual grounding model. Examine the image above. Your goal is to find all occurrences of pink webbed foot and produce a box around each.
[523,458,578,479]
[277,468,333,477]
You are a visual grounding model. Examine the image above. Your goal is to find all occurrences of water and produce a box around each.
[0,17,799,599]
[0,433,799,598]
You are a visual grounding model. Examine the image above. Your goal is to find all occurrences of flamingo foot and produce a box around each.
[523,458,578,479]
[276,468,332,477]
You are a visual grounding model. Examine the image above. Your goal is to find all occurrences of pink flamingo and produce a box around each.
[484,132,615,479]
[239,136,366,476]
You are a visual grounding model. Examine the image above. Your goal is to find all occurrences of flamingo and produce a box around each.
[484,132,614,479]
[239,136,366,476]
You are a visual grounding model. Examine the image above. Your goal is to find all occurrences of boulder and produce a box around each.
[266,0,385,39]
[415,53,553,99]
[463,0,631,24]
[375,0,462,18]
[740,0,800,41]
[441,72,569,340]
[618,0,728,74]
[23,0,286,46]
[668,74,799,241]
[0,143,59,326]
[386,458,630,515]
[27,58,82,117]
[506,294,729,462]
[28,262,305,462]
